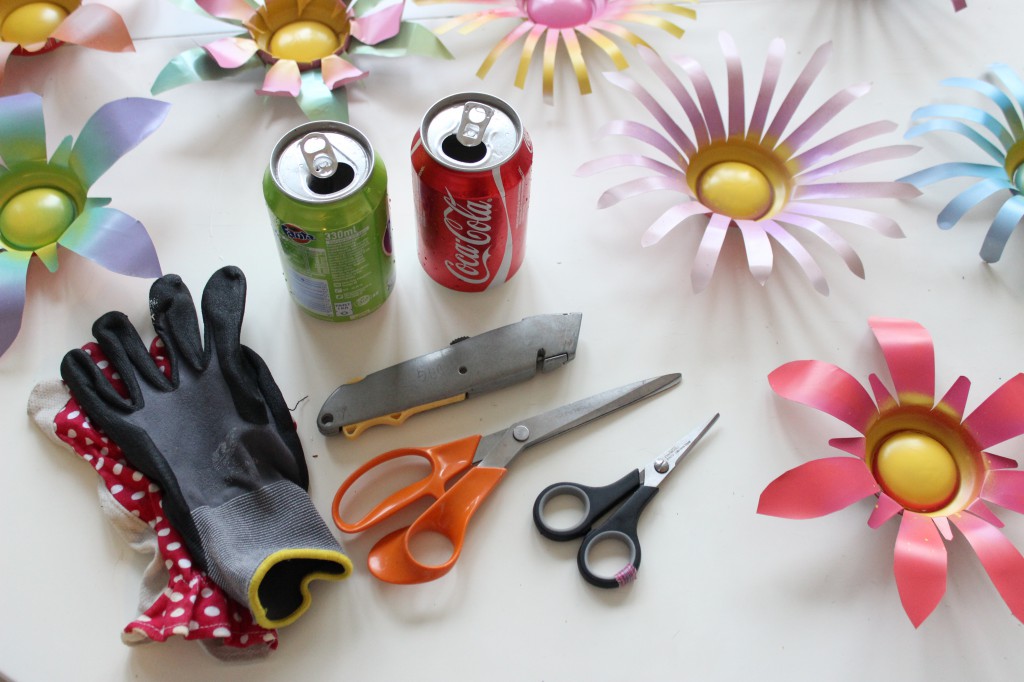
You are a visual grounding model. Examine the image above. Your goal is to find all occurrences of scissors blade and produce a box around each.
[475,373,682,469]
[644,413,719,487]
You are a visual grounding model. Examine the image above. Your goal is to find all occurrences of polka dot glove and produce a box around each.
[60,266,351,629]
[28,351,278,658]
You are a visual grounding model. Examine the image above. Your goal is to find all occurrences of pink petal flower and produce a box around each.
[757,457,879,519]
[52,4,133,53]
[769,360,877,433]
[320,55,366,90]
[203,36,258,69]
[257,60,301,97]
[867,492,901,528]
[963,373,1024,449]
[894,512,947,628]
[196,0,255,22]
[351,2,403,46]
[937,376,970,418]
[869,318,935,402]
[828,436,865,458]
[951,511,1024,623]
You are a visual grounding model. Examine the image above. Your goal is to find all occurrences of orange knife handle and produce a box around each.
[332,435,482,533]
[366,466,508,584]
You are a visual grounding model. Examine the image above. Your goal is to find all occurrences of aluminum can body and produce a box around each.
[264,121,395,321]
[411,93,533,292]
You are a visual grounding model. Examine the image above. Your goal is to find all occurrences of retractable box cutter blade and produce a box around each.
[317,313,583,437]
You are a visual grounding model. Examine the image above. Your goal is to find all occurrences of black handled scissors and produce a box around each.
[532,414,718,588]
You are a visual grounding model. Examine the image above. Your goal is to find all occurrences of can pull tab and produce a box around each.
[301,132,338,179]
[456,102,494,147]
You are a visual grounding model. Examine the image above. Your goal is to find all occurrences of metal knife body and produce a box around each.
[317,313,583,437]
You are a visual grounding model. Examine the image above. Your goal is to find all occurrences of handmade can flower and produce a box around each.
[577,34,920,294]
[901,64,1024,263]
[0,93,167,357]
[0,0,133,82]
[759,317,1024,627]
[152,0,451,121]
[428,0,696,103]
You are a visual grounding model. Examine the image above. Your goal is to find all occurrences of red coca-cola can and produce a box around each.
[411,92,533,292]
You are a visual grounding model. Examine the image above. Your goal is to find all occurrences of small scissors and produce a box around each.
[532,414,719,588]
[332,374,681,584]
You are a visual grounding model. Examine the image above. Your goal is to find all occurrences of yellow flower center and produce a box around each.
[0,187,76,250]
[0,2,68,46]
[873,431,960,513]
[686,139,792,221]
[268,20,339,62]
[696,161,774,221]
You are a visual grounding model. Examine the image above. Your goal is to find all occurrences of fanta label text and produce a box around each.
[282,224,314,244]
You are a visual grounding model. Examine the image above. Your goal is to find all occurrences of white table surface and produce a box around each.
[3,0,1024,680]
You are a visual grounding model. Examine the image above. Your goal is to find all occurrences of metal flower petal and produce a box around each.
[433,0,696,104]
[578,34,920,295]
[0,0,133,84]
[902,64,1024,263]
[759,317,1024,627]
[0,93,166,357]
[151,0,451,121]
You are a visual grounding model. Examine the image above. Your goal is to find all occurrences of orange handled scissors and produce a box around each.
[332,373,681,584]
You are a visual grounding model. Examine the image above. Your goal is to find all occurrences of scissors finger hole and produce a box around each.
[338,455,434,526]
[408,530,456,567]
[537,485,591,534]
[582,531,637,585]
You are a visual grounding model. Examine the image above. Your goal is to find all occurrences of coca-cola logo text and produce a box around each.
[443,190,494,285]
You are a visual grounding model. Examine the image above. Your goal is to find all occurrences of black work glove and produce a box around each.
[61,266,351,628]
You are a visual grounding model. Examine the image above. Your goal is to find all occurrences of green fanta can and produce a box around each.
[264,121,395,321]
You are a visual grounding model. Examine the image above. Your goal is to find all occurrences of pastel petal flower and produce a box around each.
[320,55,366,90]
[0,93,46,164]
[196,0,258,22]
[0,94,165,357]
[351,2,403,45]
[757,457,879,519]
[153,0,450,120]
[894,512,947,628]
[580,35,916,293]
[52,4,134,52]
[761,318,1024,626]
[203,37,259,69]
[69,98,170,189]
[0,252,30,356]
[58,207,161,277]
[258,59,302,96]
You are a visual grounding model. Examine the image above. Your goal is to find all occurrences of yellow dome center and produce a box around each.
[874,431,960,513]
[696,161,774,220]
[268,20,339,62]
[0,187,76,250]
[0,2,68,46]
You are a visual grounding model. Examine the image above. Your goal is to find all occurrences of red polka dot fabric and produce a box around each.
[55,340,277,651]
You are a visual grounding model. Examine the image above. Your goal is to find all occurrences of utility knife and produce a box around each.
[317,313,583,437]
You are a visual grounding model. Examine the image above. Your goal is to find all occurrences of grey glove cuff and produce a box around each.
[192,479,352,628]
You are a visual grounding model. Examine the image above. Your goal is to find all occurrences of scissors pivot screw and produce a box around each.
[513,425,531,442]
[653,458,670,474]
